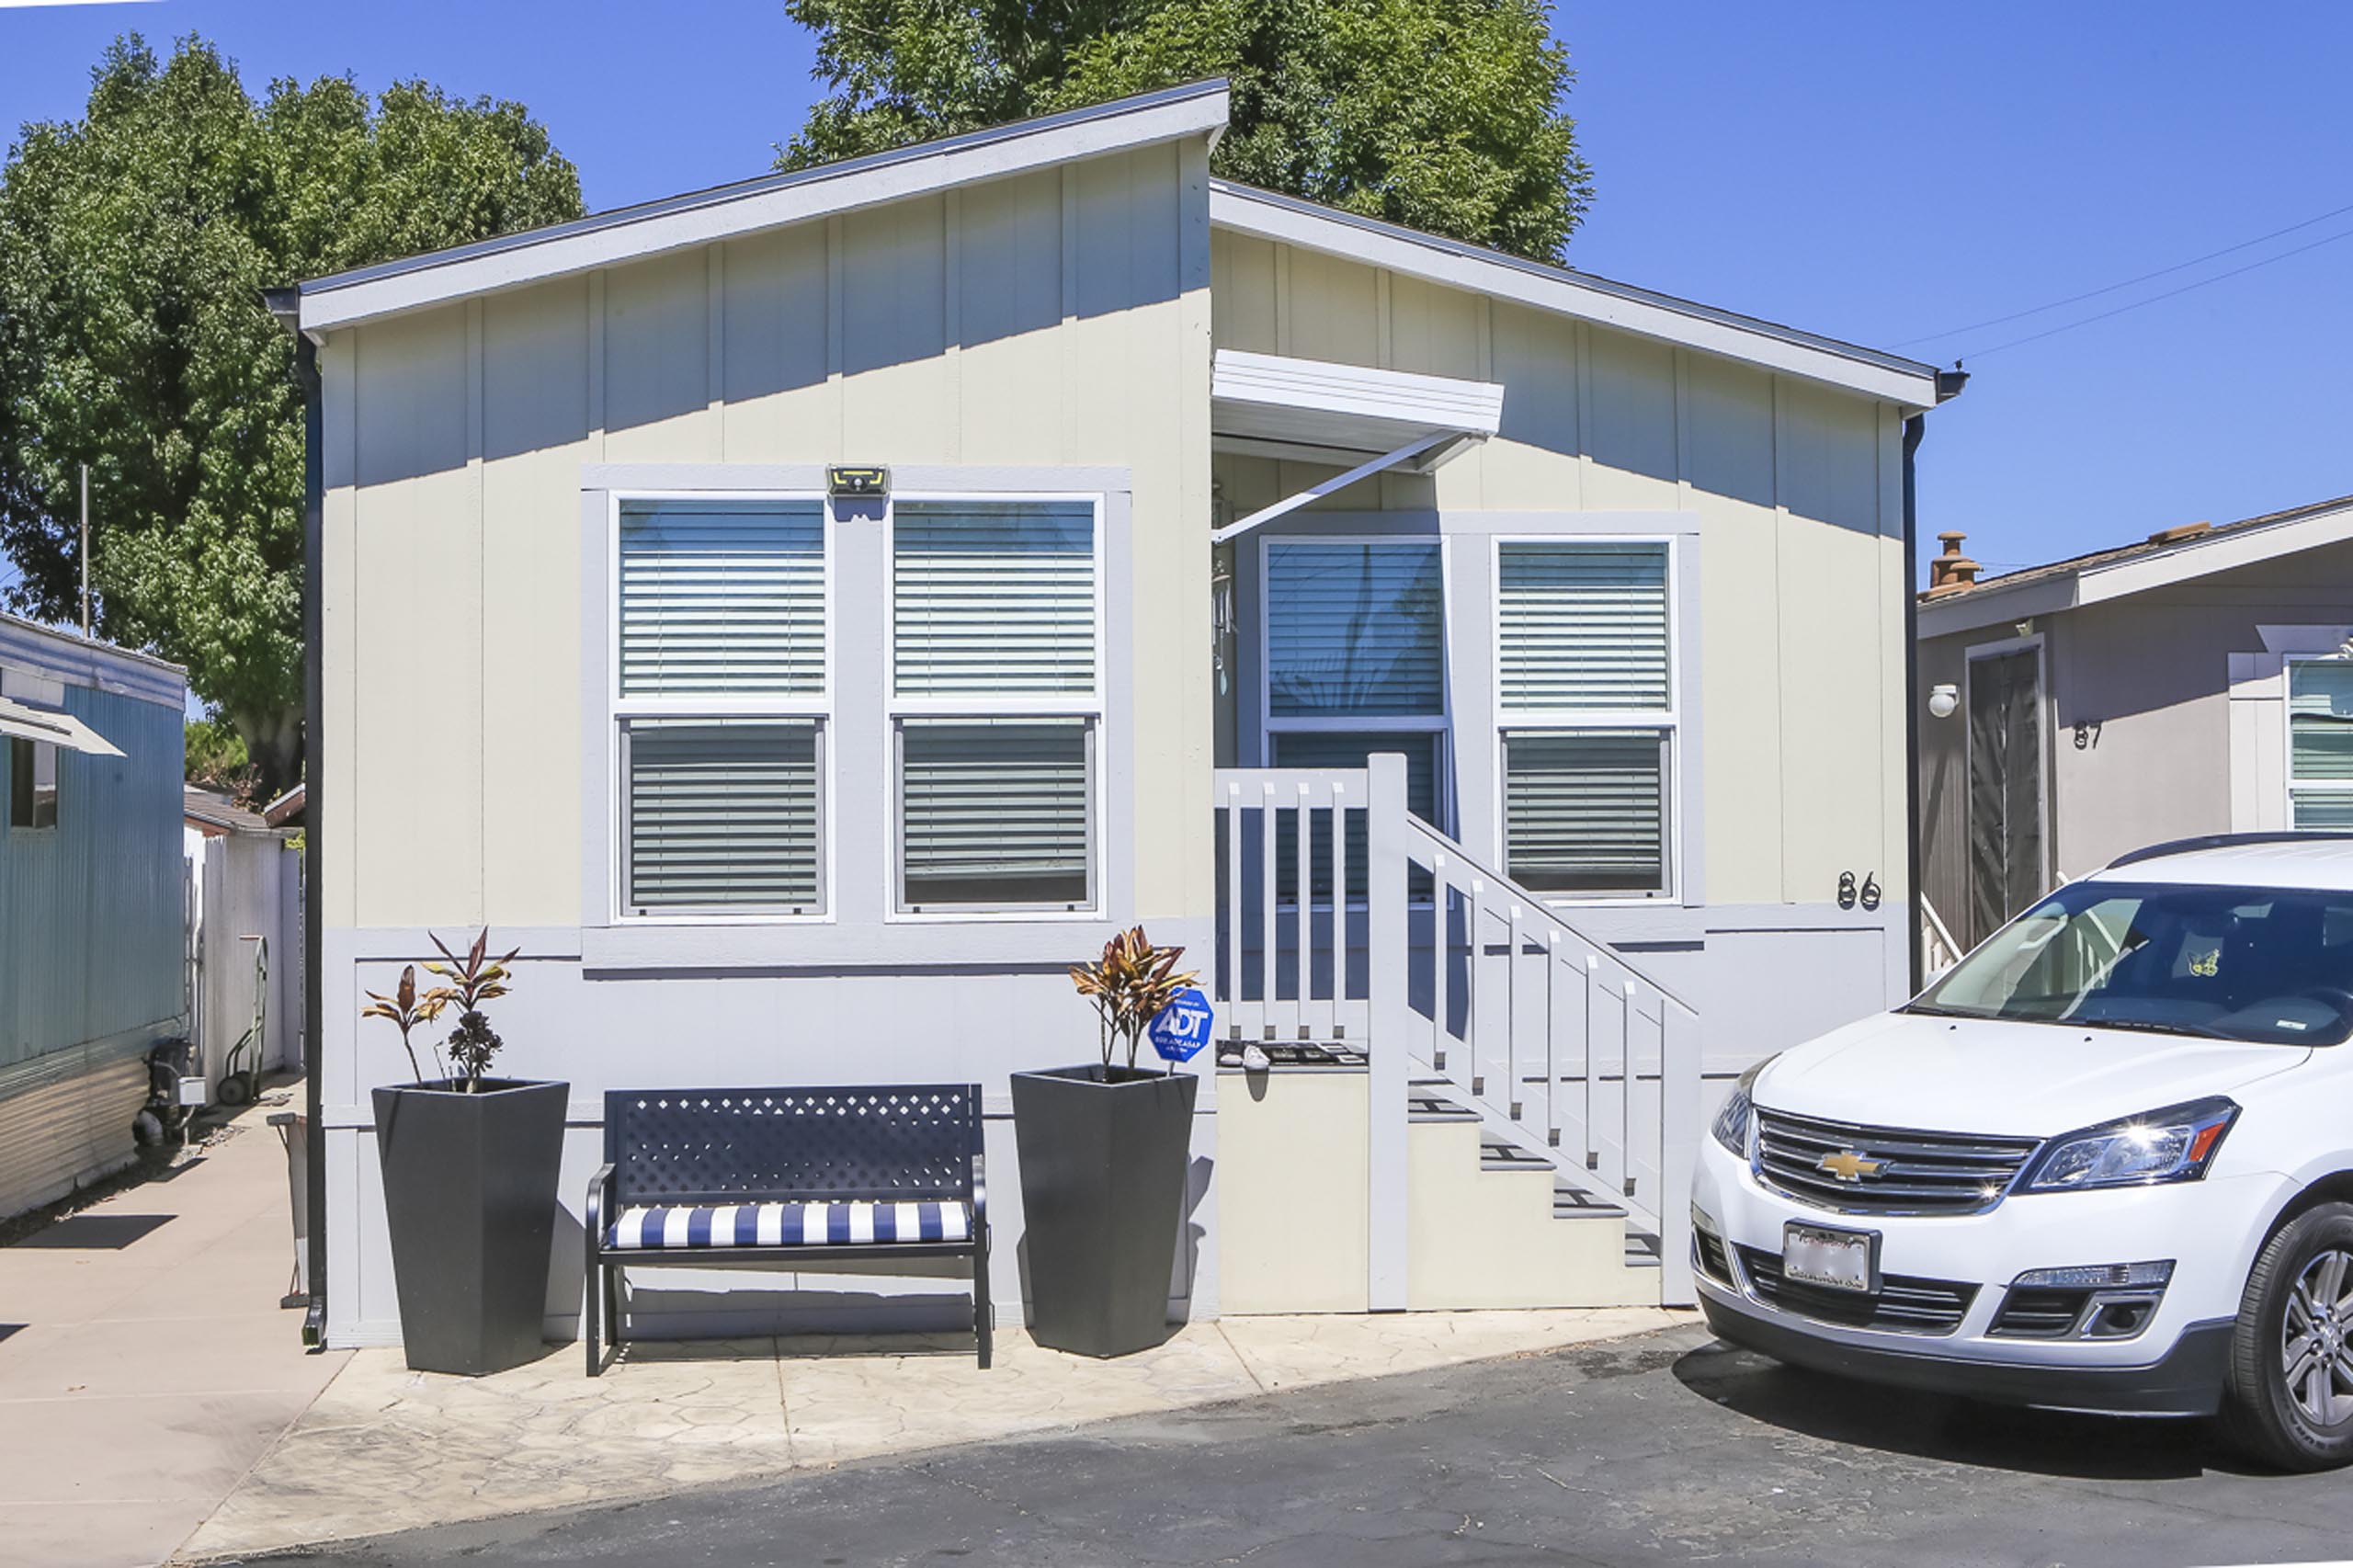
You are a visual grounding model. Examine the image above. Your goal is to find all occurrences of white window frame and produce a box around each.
[884,491,1108,922]
[2285,653,2353,828]
[1489,533,1681,905]
[1256,533,1456,835]
[607,490,836,926]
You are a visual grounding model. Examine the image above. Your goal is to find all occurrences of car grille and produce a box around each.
[1754,1107,2042,1215]
[1737,1247,1978,1335]
[1694,1230,1734,1286]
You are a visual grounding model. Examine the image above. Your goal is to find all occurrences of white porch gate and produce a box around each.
[1214,754,1701,1308]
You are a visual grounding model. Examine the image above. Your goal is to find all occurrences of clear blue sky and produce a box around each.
[4,0,2349,592]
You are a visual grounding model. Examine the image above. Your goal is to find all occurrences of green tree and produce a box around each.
[0,35,583,795]
[779,0,1591,262]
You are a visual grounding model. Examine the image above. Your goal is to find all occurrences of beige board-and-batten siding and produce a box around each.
[318,140,1213,936]
[1209,228,1912,917]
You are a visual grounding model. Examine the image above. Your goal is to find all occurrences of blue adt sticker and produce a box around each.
[1148,987,1213,1064]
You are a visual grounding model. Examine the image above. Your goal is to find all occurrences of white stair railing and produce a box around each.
[1212,754,1702,1306]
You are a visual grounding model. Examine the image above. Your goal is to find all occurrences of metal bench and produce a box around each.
[585,1085,990,1374]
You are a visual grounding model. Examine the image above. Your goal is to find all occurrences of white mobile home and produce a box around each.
[275,81,1961,1348]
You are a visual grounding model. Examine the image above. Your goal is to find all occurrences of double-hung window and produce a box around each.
[2289,658,2353,828]
[614,498,828,917]
[891,500,1101,914]
[1495,539,1676,899]
[1262,540,1449,825]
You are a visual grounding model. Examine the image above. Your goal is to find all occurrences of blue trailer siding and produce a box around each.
[0,679,187,1071]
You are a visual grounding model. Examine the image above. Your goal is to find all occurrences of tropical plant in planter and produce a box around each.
[363,929,567,1376]
[1010,927,1204,1358]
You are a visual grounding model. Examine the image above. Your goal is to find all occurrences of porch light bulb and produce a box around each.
[1927,684,1960,720]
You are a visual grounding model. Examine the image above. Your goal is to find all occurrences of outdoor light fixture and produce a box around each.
[1928,684,1960,720]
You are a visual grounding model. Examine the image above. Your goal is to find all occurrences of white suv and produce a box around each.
[1695,834,2353,1469]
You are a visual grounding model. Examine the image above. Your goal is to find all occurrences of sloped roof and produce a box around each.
[271,81,1946,409]
[185,786,270,835]
[1917,492,2353,638]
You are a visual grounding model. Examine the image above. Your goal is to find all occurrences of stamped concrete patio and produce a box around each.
[185,1306,1688,1561]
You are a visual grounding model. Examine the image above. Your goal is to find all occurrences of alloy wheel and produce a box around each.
[2282,1246,2353,1427]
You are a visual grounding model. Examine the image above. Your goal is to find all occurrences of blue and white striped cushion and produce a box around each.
[604,1199,972,1251]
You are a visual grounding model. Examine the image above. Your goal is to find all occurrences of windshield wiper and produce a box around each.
[1900,1003,1985,1019]
[2070,1016,2229,1041]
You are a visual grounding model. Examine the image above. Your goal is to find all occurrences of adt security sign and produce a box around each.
[1148,987,1213,1065]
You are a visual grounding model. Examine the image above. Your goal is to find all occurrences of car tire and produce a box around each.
[2222,1200,2353,1471]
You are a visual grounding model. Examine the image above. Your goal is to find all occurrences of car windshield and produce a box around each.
[1912,880,2353,1045]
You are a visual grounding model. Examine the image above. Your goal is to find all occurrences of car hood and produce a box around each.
[1753,1011,2310,1138]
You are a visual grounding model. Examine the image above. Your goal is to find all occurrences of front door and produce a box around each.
[1966,647,2046,946]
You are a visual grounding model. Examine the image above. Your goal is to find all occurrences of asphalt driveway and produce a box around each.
[236,1323,2353,1567]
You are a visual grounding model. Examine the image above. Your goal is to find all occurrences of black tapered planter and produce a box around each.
[1010,1065,1199,1358]
[372,1078,568,1376]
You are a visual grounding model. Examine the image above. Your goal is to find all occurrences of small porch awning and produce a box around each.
[1211,350,1505,542]
[0,695,122,756]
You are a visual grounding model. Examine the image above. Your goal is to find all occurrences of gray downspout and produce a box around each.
[1903,413,1927,997]
[295,326,327,1351]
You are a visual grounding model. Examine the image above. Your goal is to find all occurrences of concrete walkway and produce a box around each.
[184,1308,1688,1561]
[0,1085,346,1568]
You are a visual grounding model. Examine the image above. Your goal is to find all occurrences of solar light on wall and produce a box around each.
[1928,684,1960,720]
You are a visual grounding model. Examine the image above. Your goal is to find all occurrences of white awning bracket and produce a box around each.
[1211,432,1457,545]
[0,695,123,756]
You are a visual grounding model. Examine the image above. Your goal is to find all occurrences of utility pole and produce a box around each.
[79,463,92,637]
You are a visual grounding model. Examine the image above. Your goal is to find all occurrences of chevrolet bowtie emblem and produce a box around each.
[1817,1150,1886,1183]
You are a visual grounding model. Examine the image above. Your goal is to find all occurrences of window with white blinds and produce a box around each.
[899,718,1093,910]
[619,501,825,696]
[1501,730,1670,896]
[613,498,831,918]
[1498,541,1669,711]
[1266,541,1445,717]
[2290,660,2353,828]
[624,721,823,912]
[1495,538,1677,900]
[891,501,1101,913]
[894,503,1096,697]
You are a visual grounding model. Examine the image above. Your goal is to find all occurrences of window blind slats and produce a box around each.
[1502,729,1668,896]
[627,721,821,911]
[2290,662,2353,784]
[901,718,1091,908]
[1267,542,1446,717]
[894,505,1096,697]
[618,503,825,697]
[1498,542,1669,711]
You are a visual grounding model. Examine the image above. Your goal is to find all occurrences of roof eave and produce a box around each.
[1206,180,1944,410]
[285,81,1231,336]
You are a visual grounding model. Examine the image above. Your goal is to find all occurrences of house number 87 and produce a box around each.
[2074,722,2102,751]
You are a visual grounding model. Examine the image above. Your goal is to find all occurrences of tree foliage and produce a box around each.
[0,35,583,794]
[778,0,1591,262]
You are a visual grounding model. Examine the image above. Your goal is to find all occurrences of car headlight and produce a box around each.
[2018,1097,2240,1193]
[1711,1057,1775,1158]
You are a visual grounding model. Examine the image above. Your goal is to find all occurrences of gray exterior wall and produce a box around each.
[1919,538,2353,948]
[0,617,188,1216]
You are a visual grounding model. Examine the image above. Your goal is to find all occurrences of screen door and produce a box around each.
[1967,648,2046,946]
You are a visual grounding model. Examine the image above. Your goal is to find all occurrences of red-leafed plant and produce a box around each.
[1069,926,1199,1074]
[425,928,522,1094]
[360,964,450,1085]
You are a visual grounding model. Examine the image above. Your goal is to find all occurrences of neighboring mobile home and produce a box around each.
[275,81,1962,1349]
[0,613,188,1217]
[1918,494,2353,951]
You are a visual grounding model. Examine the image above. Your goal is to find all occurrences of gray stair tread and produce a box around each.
[1622,1230,1664,1267]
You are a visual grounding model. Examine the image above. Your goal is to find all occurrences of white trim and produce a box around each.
[1487,534,1684,904]
[1210,348,1504,464]
[1208,182,1940,409]
[298,86,1230,334]
[1919,498,2353,639]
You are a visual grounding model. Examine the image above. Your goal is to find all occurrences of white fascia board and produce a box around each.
[1209,183,1940,409]
[2078,504,2353,607]
[300,86,1230,335]
[1916,576,2082,640]
[1212,348,1504,437]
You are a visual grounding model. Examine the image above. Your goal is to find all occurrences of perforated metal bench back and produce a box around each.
[603,1085,982,1207]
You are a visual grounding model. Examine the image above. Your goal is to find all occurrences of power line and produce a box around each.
[1895,197,2353,347]
[1957,222,2353,361]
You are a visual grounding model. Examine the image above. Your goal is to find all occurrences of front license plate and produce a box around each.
[1783,1221,1878,1293]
